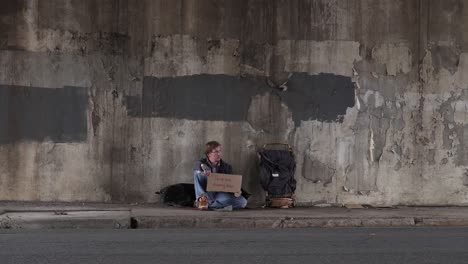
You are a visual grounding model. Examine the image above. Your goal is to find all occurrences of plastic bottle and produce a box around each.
[201,164,210,175]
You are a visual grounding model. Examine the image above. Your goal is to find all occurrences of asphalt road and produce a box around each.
[1,227,468,264]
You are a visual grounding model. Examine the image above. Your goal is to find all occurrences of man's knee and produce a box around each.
[233,196,247,209]
[194,171,207,182]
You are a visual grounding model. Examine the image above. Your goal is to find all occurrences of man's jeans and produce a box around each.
[194,171,247,209]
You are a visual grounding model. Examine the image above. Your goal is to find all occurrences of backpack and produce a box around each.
[258,144,297,208]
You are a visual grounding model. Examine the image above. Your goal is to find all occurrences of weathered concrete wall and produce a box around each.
[1,0,468,206]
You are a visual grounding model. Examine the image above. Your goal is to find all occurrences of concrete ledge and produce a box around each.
[0,211,130,229]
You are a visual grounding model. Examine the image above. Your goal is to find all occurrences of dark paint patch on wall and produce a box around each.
[284,73,355,125]
[431,45,461,74]
[125,73,355,125]
[128,74,268,121]
[0,85,88,144]
[0,0,24,49]
[0,0,24,16]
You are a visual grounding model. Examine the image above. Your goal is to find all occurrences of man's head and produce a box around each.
[205,141,222,164]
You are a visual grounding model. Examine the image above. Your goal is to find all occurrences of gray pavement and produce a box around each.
[1,201,468,229]
[2,228,468,264]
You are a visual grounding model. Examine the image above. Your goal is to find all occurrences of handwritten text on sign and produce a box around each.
[206,173,242,193]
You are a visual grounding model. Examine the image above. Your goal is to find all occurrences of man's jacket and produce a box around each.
[193,157,233,174]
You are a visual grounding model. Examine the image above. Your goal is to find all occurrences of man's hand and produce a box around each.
[234,192,241,197]
[201,164,211,176]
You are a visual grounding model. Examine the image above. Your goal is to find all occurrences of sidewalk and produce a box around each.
[1,201,468,229]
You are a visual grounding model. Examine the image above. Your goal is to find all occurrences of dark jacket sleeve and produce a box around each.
[221,161,233,174]
[193,160,202,172]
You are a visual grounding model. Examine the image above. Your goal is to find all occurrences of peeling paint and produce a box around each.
[455,53,468,89]
[276,40,362,77]
[452,100,468,124]
[145,35,241,77]
[302,157,336,187]
[372,43,412,76]
[369,128,375,162]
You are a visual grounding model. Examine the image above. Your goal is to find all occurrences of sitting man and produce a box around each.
[193,141,248,210]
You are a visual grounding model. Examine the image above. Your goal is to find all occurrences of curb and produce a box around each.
[0,219,129,229]
[0,211,130,230]
[131,216,468,229]
[416,217,468,227]
[2,210,468,229]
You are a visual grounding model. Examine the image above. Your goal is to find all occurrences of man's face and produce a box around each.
[208,146,222,163]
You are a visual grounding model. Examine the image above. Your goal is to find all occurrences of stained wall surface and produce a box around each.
[1,0,468,206]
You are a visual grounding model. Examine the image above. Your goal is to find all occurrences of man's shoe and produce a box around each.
[196,195,209,210]
[212,205,233,212]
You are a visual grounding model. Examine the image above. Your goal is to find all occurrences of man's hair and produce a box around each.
[205,141,221,155]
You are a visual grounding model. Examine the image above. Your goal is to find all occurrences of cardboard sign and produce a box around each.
[207,173,242,193]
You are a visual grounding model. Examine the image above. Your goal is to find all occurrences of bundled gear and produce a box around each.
[258,143,296,208]
[156,182,251,208]
[156,183,196,207]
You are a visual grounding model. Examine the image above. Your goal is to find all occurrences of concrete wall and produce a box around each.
[1,0,468,206]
